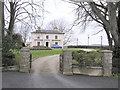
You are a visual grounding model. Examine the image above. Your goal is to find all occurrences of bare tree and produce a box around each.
[69,0,120,73]
[68,1,113,49]
[46,19,72,45]
[4,0,46,38]
[19,24,30,44]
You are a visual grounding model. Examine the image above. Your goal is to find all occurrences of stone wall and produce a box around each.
[73,66,103,76]
[60,50,113,76]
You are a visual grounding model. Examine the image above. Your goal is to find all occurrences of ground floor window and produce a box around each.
[55,42,58,45]
[37,42,40,46]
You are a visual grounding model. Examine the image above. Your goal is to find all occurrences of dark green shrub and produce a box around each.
[2,35,13,52]
[12,33,23,49]
[87,51,101,66]
[2,34,22,67]
[72,50,86,60]
[72,50,101,67]
[2,51,16,67]
[72,50,87,66]
[76,50,86,53]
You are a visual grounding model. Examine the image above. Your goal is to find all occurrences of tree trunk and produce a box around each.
[103,25,113,50]
[8,2,15,38]
[108,2,120,73]
[106,32,113,50]
[112,40,120,73]
[117,1,120,34]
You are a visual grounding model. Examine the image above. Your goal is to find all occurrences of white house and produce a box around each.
[31,29,64,48]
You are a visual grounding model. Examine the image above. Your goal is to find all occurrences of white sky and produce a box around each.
[42,0,109,45]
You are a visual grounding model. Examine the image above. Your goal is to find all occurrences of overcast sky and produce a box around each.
[42,0,109,46]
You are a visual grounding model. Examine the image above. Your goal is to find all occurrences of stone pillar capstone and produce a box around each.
[20,48,30,73]
[62,50,73,75]
[100,50,113,76]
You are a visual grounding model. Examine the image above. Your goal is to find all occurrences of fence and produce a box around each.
[60,50,112,76]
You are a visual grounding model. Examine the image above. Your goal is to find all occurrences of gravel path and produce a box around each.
[80,49,97,52]
[31,54,59,74]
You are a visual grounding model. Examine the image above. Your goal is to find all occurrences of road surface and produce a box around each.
[2,54,118,88]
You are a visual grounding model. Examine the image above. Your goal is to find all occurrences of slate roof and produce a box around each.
[32,30,64,34]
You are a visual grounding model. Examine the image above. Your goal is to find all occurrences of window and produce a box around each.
[55,42,58,45]
[37,42,40,46]
[37,36,40,39]
[55,35,58,39]
[46,35,49,39]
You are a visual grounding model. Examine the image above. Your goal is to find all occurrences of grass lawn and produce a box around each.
[67,48,84,51]
[30,48,63,59]
[31,48,99,59]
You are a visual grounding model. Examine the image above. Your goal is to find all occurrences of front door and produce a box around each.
[37,42,40,46]
[46,42,49,47]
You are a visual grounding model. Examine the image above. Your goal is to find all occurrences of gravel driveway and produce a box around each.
[31,54,60,74]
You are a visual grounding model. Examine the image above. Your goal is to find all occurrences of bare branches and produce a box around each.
[19,23,30,44]
[89,2,109,27]
[69,1,110,31]
[69,0,120,50]
[4,3,10,12]
[4,0,46,36]
[91,29,103,36]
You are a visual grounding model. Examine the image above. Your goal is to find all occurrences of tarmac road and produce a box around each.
[2,54,118,88]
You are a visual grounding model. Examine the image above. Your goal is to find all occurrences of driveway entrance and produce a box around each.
[2,54,118,88]
[31,54,59,74]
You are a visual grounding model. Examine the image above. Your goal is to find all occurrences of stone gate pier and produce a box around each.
[100,50,113,76]
[20,48,30,73]
[60,50,73,75]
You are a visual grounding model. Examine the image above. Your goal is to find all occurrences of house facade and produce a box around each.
[31,30,64,48]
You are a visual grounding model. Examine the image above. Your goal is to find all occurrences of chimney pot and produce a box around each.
[54,27,58,30]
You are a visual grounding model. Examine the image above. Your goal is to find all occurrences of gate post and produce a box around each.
[100,50,113,76]
[62,50,73,75]
[20,48,30,73]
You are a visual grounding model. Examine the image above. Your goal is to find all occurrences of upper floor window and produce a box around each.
[55,35,58,39]
[37,36,40,39]
[46,35,49,39]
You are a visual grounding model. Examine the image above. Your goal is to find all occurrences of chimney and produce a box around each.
[37,26,41,30]
[54,27,58,30]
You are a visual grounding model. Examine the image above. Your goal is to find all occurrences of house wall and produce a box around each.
[31,33,64,48]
